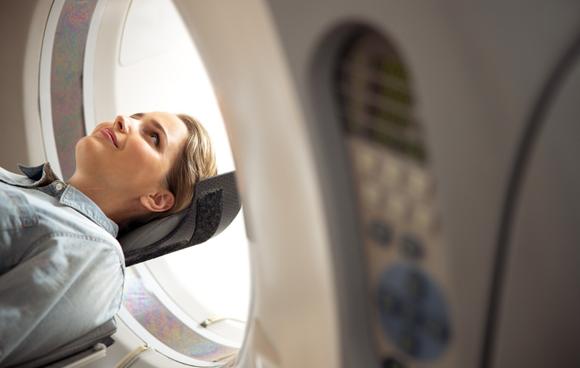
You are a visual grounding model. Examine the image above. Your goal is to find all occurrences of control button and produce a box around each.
[401,304,426,328]
[377,264,452,360]
[405,270,427,301]
[382,357,405,368]
[399,234,424,260]
[362,184,381,208]
[368,220,393,246]
[399,330,420,356]
[354,147,377,175]
[381,159,403,187]
[425,318,450,342]
[378,290,402,316]
[407,169,431,198]
[385,197,407,221]
[411,206,433,233]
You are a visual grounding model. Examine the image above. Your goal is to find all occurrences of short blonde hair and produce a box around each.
[165,113,217,213]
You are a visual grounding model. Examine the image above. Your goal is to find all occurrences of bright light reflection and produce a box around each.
[115,0,250,328]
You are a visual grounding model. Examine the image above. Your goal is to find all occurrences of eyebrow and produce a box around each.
[131,113,168,149]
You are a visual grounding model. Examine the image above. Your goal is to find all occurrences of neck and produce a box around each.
[67,172,142,226]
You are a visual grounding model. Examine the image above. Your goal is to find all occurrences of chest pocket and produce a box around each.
[0,188,38,231]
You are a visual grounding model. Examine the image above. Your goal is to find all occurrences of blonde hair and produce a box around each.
[165,113,217,213]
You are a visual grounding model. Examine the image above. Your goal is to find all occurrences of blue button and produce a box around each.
[377,264,452,360]
[378,290,403,317]
[401,304,426,328]
[405,270,427,301]
[399,330,421,356]
[425,318,450,342]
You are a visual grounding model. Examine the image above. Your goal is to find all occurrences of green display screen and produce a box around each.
[335,30,428,163]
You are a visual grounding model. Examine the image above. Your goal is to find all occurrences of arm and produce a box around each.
[0,234,124,367]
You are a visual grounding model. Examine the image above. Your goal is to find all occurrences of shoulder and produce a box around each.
[17,228,126,286]
[0,166,25,181]
[25,232,126,313]
[32,194,125,266]
[0,166,36,187]
[44,231,125,271]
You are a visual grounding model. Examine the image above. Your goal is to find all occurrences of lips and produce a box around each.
[100,128,118,148]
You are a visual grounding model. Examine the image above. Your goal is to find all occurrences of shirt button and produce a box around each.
[54,181,65,191]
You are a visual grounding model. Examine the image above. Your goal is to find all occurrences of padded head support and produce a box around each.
[119,172,240,267]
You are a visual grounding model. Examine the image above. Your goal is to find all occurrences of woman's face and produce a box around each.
[75,112,188,202]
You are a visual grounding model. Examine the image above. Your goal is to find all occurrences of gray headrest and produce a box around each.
[119,172,241,267]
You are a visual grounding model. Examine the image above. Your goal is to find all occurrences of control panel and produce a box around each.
[334,28,453,367]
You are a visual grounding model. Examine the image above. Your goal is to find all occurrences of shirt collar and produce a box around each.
[14,162,58,187]
[18,163,119,237]
[59,185,119,237]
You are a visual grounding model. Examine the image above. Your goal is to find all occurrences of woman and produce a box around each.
[0,112,217,367]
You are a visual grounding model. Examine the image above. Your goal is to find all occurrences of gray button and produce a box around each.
[368,219,393,246]
[54,181,65,191]
[400,234,424,260]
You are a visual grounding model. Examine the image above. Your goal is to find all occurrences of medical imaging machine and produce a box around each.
[1,0,580,367]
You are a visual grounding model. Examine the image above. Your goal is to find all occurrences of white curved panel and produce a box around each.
[173,1,342,367]
[82,0,108,133]
[493,53,580,368]
[37,0,64,179]
[0,0,48,170]
[6,0,580,367]
[22,0,50,167]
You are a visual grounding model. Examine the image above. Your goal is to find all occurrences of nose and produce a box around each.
[114,115,129,133]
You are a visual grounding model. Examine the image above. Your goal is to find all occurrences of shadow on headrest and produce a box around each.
[119,172,241,267]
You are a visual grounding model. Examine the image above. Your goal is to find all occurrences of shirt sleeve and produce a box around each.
[0,233,124,366]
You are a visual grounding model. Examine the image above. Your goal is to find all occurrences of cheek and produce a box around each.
[121,142,165,180]
[75,136,108,165]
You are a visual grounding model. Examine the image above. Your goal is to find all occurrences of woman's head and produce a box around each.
[166,113,218,213]
[71,111,216,224]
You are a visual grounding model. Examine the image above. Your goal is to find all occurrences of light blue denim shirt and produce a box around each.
[0,163,125,367]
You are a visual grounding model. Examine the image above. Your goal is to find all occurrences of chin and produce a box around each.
[74,136,109,175]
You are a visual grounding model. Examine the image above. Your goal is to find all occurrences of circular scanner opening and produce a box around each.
[42,0,252,365]
[113,0,251,362]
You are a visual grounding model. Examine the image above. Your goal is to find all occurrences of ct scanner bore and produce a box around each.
[1,0,580,367]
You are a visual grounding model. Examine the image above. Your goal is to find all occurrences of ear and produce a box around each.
[139,189,175,213]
